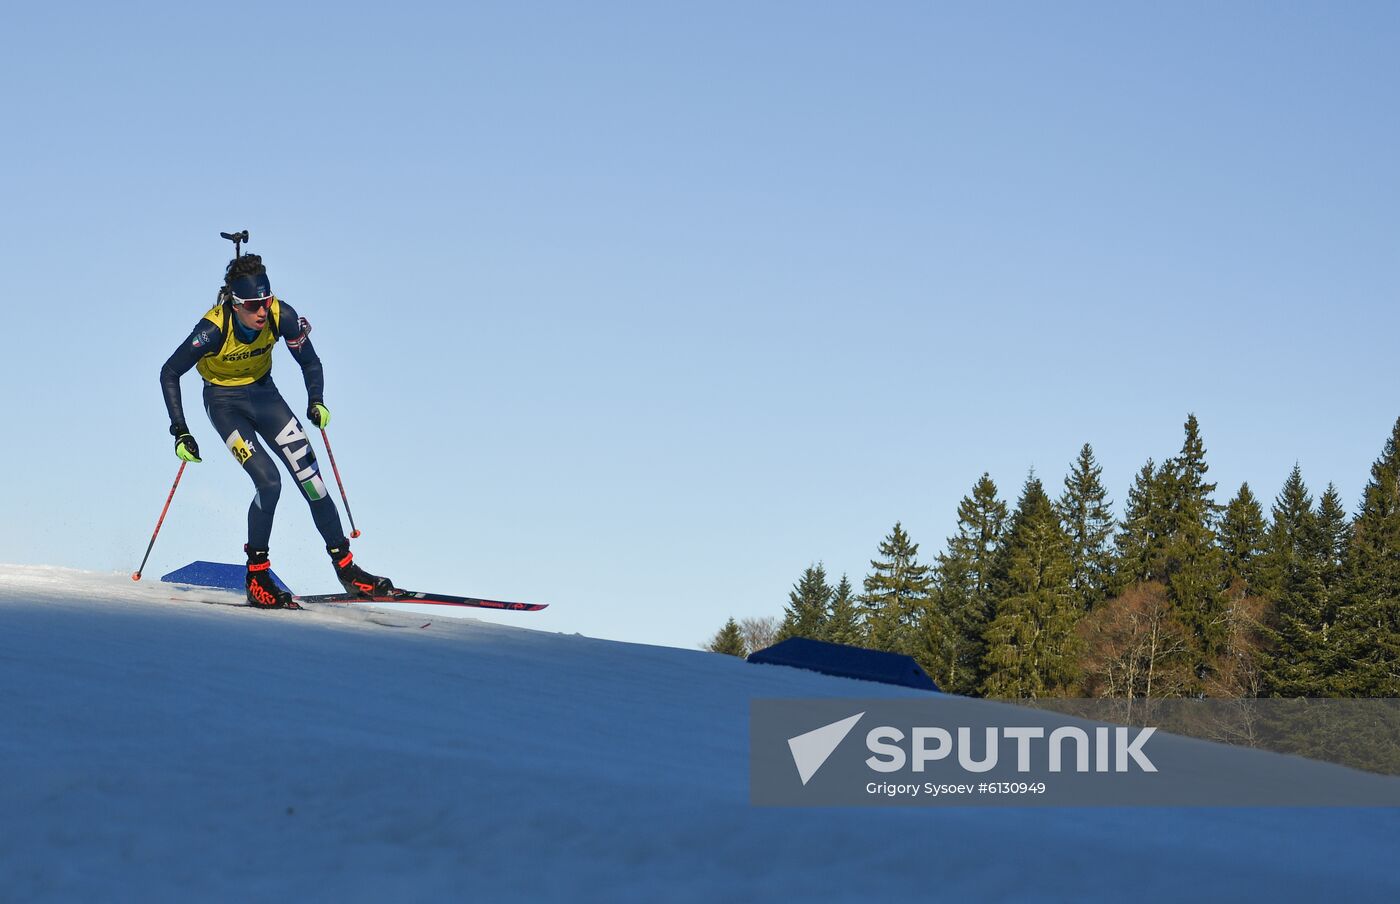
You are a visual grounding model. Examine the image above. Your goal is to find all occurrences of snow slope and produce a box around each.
[2,564,1398,902]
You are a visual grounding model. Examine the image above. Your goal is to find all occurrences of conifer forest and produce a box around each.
[709,414,1400,699]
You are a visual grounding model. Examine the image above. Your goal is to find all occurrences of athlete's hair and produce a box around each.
[224,253,266,287]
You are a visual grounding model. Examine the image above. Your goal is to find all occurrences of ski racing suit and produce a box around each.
[159,298,348,551]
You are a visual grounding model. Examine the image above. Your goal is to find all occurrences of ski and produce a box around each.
[167,594,429,626]
[167,593,247,608]
[167,594,305,611]
[294,588,548,612]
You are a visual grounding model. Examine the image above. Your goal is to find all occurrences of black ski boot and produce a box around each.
[245,546,300,610]
[328,543,394,598]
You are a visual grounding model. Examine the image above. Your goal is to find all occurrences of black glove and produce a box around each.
[170,424,201,463]
[307,400,331,429]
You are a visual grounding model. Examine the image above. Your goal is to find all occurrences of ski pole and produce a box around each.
[132,461,187,581]
[319,427,361,538]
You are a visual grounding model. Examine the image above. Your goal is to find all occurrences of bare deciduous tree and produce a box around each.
[739,616,781,654]
[1077,582,1195,719]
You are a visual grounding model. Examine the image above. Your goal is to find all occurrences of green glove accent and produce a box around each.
[308,402,331,429]
[174,433,202,463]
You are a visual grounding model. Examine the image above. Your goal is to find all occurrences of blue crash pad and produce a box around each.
[747,636,940,691]
[160,560,292,594]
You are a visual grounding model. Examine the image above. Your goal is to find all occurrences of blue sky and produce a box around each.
[2,2,1397,648]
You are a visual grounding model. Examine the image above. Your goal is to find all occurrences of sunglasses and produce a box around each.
[232,293,273,313]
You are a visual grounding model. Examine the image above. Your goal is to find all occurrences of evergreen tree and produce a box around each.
[1114,459,1173,588]
[1314,485,1352,597]
[1220,482,1268,593]
[777,563,833,642]
[980,476,1083,698]
[1337,418,1400,695]
[825,574,864,646]
[1110,416,1226,667]
[1301,484,1352,690]
[929,474,1008,694]
[1258,465,1314,599]
[1160,414,1227,657]
[1210,482,1272,698]
[1055,443,1116,611]
[1173,414,1215,502]
[861,522,934,655]
[707,618,747,657]
[1260,467,1331,696]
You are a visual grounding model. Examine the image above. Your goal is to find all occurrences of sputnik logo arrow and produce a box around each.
[787,712,864,785]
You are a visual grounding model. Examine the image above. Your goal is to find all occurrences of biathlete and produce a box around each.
[159,250,393,608]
